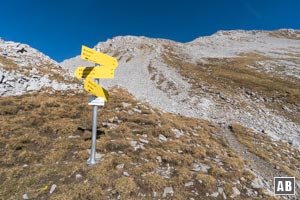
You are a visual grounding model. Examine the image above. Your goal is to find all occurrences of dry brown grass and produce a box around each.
[0,88,274,199]
[115,176,138,198]
[0,55,20,71]
[196,173,216,193]
[125,55,134,63]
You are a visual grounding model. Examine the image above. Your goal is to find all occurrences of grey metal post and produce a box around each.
[87,47,101,166]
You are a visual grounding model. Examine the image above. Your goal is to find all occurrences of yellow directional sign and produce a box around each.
[81,45,118,68]
[84,78,109,102]
[75,66,114,79]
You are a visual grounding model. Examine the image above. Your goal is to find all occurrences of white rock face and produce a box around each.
[0,40,57,67]
[61,30,300,147]
[186,29,300,78]
[0,39,79,96]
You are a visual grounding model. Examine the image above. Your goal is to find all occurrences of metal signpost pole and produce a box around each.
[87,47,101,166]
[77,45,116,165]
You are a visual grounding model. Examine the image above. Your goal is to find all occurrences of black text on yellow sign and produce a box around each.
[75,45,119,103]
[84,78,109,102]
[81,45,118,68]
[75,66,114,79]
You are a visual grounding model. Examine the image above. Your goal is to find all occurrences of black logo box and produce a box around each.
[274,177,295,195]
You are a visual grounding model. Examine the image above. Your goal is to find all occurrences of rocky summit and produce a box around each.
[0,38,79,96]
[1,29,300,199]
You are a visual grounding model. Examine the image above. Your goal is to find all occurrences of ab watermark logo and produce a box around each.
[274,177,295,195]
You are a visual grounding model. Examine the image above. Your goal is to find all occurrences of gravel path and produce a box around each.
[221,125,299,199]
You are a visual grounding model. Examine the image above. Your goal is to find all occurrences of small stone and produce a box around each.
[108,117,114,123]
[153,191,157,197]
[172,128,184,138]
[127,110,134,115]
[210,192,219,197]
[159,134,167,142]
[68,135,80,139]
[282,105,292,113]
[139,138,149,144]
[23,164,28,168]
[163,187,174,197]
[95,153,104,160]
[218,187,224,194]
[185,181,194,187]
[251,178,264,189]
[133,108,142,113]
[130,141,138,148]
[116,164,125,169]
[22,194,29,199]
[122,102,131,108]
[129,140,144,151]
[102,122,117,129]
[75,174,82,179]
[156,156,162,163]
[192,163,211,173]
[49,184,57,194]
[192,133,199,136]
[123,172,130,177]
[223,192,227,199]
[246,188,254,196]
[230,187,240,198]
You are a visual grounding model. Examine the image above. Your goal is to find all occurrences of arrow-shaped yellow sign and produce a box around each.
[75,66,114,79]
[84,78,109,102]
[81,45,118,68]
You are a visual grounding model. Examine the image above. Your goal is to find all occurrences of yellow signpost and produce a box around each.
[75,45,119,101]
[75,45,118,166]
[75,66,114,79]
[84,78,109,102]
[81,45,118,68]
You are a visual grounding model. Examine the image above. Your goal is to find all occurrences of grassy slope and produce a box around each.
[0,88,277,200]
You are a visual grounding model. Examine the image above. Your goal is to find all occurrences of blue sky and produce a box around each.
[0,0,299,62]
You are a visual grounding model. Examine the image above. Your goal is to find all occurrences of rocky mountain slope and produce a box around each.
[0,29,299,199]
[62,29,300,147]
[0,38,79,96]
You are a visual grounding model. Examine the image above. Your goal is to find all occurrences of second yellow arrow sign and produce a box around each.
[84,78,109,102]
[75,66,114,79]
